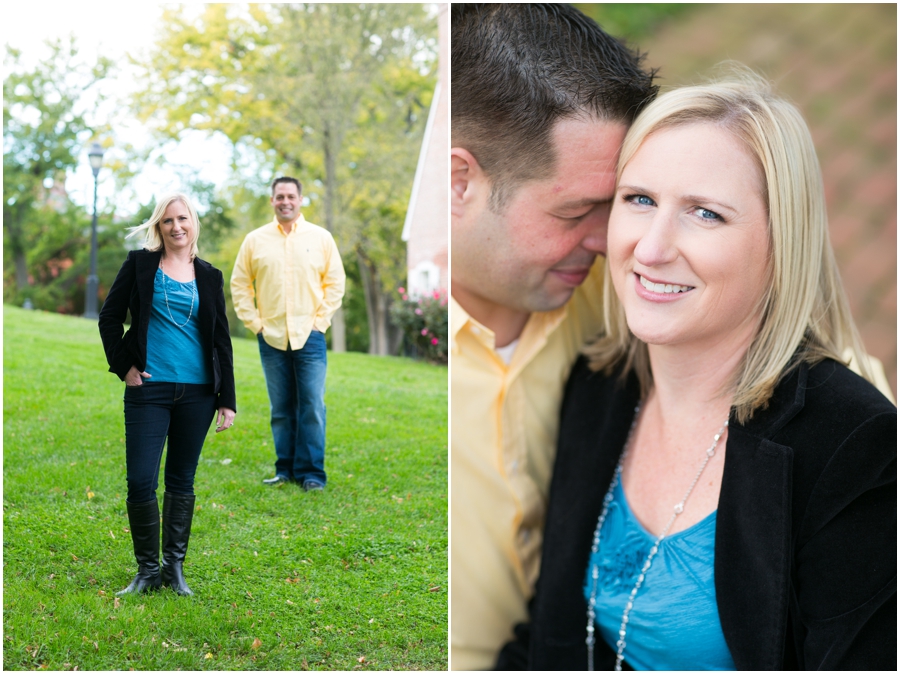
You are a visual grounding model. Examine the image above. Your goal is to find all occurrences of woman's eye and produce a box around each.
[625,194,655,207]
[696,207,723,222]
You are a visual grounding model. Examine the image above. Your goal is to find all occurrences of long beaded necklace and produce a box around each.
[586,403,729,671]
[159,258,196,329]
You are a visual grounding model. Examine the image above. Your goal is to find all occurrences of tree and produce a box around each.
[3,38,112,294]
[132,4,437,354]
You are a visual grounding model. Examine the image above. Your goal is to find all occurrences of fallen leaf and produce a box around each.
[109,530,115,539]
[251,637,262,650]
[286,600,294,605]
[428,586,441,592]
[87,492,95,499]
[204,653,213,660]
[358,656,366,663]
[114,597,120,609]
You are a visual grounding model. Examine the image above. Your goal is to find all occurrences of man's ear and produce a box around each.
[451,147,487,218]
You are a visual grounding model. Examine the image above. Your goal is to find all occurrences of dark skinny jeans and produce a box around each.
[123,381,216,503]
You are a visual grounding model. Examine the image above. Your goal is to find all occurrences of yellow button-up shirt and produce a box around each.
[450,260,606,671]
[231,215,345,351]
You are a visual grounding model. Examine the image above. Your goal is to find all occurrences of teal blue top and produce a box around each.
[144,268,212,385]
[584,480,736,671]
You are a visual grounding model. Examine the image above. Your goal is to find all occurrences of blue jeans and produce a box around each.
[258,331,328,484]
[123,382,216,502]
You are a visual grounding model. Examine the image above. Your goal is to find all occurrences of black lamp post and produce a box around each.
[84,142,105,319]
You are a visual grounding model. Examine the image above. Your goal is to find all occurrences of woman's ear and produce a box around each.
[451,147,487,219]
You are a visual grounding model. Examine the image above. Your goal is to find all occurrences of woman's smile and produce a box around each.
[636,273,694,296]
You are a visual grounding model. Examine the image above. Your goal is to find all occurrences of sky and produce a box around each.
[3,2,233,213]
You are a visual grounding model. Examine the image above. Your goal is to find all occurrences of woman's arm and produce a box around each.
[793,411,897,670]
[494,621,532,670]
[212,269,237,413]
[98,251,139,380]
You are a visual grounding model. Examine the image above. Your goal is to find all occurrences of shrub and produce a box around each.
[390,287,448,364]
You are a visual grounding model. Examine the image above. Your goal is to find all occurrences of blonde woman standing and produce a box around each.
[99,193,236,597]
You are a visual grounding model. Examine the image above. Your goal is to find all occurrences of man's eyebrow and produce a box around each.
[556,196,613,209]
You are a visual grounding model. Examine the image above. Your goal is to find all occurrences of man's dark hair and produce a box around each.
[452,4,658,208]
[272,176,303,196]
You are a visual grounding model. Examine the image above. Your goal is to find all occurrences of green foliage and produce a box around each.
[390,288,448,365]
[3,202,129,314]
[133,4,435,250]
[342,257,371,354]
[4,38,113,290]
[3,305,447,670]
[573,3,696,43]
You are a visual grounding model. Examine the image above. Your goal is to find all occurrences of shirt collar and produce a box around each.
[450,294,570,365]
[274,213,307,235]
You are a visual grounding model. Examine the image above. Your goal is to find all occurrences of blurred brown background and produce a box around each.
[577,3,897,396]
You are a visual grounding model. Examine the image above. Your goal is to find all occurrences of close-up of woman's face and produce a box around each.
[607,123,772,351]
[158,199,195,253]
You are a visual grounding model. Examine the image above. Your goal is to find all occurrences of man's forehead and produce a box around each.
[532,118,627,200]
[273,184,300,197]
[551,117,627,167]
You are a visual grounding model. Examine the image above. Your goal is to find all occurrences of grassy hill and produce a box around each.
[3,305,447,670]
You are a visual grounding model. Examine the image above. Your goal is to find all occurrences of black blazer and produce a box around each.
[498,356,896,670]
[98,248,236,412]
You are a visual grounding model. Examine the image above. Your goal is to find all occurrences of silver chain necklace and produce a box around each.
[160,258,195,329]
[586,402,729,671]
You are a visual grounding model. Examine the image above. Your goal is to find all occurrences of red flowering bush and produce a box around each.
[390,286,448,364]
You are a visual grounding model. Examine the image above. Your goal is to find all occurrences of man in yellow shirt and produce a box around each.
[449,5,659,669]
[231,177,345,492]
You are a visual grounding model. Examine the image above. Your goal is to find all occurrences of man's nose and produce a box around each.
[581,205,611,256]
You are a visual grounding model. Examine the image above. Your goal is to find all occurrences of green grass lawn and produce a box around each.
[3,305,447,671]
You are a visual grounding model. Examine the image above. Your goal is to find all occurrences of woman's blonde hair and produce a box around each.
[126,193,201,258]
[584,67,873,423]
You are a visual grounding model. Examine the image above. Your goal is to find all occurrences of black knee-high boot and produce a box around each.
[161,492,196,596]
[117,499,162,595]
